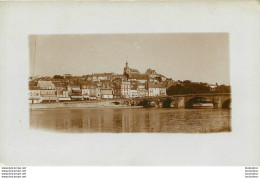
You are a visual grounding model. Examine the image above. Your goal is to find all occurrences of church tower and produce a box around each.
[123,61,130,80]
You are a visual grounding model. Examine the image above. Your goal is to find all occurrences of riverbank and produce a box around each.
[29,100,143,109]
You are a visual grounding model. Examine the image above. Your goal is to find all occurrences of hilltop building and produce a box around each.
[123,61,141,80]
[37,80,55,89]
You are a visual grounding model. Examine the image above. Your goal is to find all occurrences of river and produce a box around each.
[30,108,231,133]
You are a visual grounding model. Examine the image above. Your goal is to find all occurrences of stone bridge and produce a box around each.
[123,93,231,109]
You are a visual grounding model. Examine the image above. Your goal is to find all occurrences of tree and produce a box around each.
[215,85,231,93]
[166,82,211,95]
[53,75,64,79]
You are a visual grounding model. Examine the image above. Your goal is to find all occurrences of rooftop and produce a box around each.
[148,82,165,88]
[129,74,149,80]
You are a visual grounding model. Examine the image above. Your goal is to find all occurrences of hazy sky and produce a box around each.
[29,33,229,85]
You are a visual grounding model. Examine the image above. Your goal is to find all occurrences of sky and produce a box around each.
[29,33,230,85]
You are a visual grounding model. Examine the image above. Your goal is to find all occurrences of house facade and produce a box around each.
[28,86,41,103]
[148,83,166,97]
[121,82,131,98]
[37,80,55,89]
[100,88,113,99]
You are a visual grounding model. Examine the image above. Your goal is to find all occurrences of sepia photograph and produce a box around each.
[1,1,259,167]
[29,33,231,133]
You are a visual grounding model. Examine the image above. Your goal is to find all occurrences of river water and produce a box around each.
[30,108,231,133]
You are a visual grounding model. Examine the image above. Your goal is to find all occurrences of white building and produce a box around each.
[100,88,113,99]
[28,86,41,103]
[40,89,58,102]
[159,88,167,96]
[121,82,131,98]
[145,68,158,78]
[148,83,166,97]
[130,89,138,98]
[148,87,160,97]
[40,89,56,95]
[57,90,70,101]
[82,88,90,96]
[37,80,55,89]
[137,85,148,97]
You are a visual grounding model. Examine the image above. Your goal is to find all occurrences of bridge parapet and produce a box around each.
[129,93,231,108]
[168,93,230,97]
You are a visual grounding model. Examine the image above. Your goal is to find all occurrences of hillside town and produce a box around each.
[29,61,221,104]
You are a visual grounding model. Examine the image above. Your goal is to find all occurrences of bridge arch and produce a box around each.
[222,98,231,109]
[185,97,212,108]
[137,99,152,108]
[162,98,175,108]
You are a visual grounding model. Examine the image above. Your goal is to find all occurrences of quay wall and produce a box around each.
[29,100,126,109]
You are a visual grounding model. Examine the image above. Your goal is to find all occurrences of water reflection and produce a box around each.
[30,108,231,133]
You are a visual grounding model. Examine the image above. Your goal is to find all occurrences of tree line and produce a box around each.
[166,80,231,95]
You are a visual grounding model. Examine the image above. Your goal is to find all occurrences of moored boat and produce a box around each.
[138,100,156,108]
[186,97,214,109]
[192,103,214,109]
[162,98,175,108]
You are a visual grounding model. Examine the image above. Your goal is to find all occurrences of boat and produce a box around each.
[192,103,214,109]
[162,98,175,108]
[186,97,214,109]
[138,100,156,108]
[149,101,156,107]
